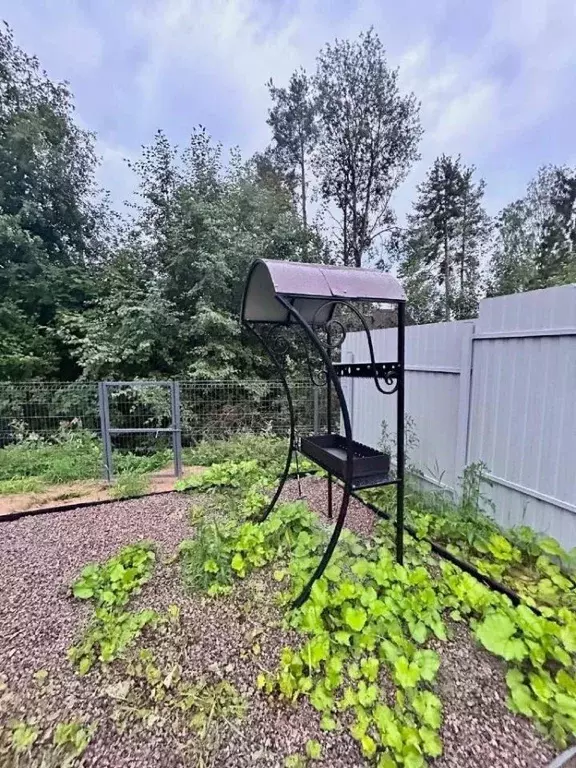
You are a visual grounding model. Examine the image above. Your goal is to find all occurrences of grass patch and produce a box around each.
[0,476,46,494]
[0,426,171,495]
[110,473,151,500]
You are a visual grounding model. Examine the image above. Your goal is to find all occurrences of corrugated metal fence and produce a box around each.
[342,284,576,549]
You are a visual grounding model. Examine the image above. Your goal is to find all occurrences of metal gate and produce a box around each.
[98,381,182,482]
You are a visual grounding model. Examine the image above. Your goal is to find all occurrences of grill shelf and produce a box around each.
[300,434,395,491]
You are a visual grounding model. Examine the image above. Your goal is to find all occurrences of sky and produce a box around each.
[2,0,576,218]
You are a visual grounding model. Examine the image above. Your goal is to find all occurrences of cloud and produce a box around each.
[4,0,576,217]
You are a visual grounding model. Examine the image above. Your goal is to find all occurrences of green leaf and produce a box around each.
[72,585,94,600]
[410,621,428,644]
[342,604,367,633]
[360,656,379,682]
[555,693,576,717]
[411,690,442,729]
[475,612,527,661]
[360,734,377,758]
[284,755,305,768]
[528,672,553,701]
[394,656,421,688]
[320,714,338,731]
[334,631,351,646]
[273,569,286,582]
[305,635,330,669]
[420,727,442,757]
[348,662,361,681]
[310,682,334,713]
[414,649,440,682]
[351,559,370,578]
[357,681,378,708]
[374,704,403,751]
[78,656,92,675]
[403,747,425,768]
[506,669,534,716]
[305,739,322,760]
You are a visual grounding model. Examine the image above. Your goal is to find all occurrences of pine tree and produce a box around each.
[267,69,317,227]
[396,155,489,321]
[534,168,576,286]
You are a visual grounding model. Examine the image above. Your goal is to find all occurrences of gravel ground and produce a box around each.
[281,476,376,536]
[0,486,559,767]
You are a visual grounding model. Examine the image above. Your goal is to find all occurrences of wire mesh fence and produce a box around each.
[0,381,326,486]
[0,382,100,445]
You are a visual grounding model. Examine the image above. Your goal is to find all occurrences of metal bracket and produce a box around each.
[333,361,399,379]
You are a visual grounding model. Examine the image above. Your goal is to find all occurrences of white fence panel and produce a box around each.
[342,320,473,491]
[341,284,576,549]
[468,285,576,546]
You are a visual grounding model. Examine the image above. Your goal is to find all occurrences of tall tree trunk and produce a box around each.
[299,137,307,229]
[444,220,450,321]
[460,195,467,316]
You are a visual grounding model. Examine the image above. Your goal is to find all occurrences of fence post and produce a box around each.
[98,381,113,482]
[454,322,475,498]
[171,381,183,477]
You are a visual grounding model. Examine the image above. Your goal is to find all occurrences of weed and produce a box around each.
[0,476,46,495]
[52,721,96,765]
[69,543,159,673]
[72,542,156,608]
[110,473,151,499]
[9,721,38,754]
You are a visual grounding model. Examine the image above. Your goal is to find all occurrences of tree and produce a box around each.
[534,167,576,286]
[396,155,489,321]
[489,165,576,295]
[313,29,422,266]
[267,69,317,227]
[488,199,538,296]
[64,128,320,380]
[0,22,108,379]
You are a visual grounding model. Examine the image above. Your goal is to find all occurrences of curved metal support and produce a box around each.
[243,322,295,522]
[313,299,398,395]
[275,296,355,608]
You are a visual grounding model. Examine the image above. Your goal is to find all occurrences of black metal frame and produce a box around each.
[243,284,406,607]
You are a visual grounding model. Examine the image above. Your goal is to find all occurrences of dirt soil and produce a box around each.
[0,481,559,768]
[0,466,204,517]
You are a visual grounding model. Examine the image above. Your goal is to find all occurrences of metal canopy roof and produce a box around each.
[242,259,405,325]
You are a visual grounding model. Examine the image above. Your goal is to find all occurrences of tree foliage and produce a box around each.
[395,155,490,321]
[489,165,576,296]
[61,129,318,380]
[267,69,317,228]
[313,29,422,267]
[0,22,107,379]
[2,21,576,383]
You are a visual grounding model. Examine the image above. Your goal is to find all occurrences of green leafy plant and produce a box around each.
[52,721,96,766]
[172,445,576,760]
[71,542,156,608]
[68,607,160,674]
[9,721,38,754]
[69,542,159,673]
[178,500,323,597]
[175,459,264,493]
[110,472,151,499]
